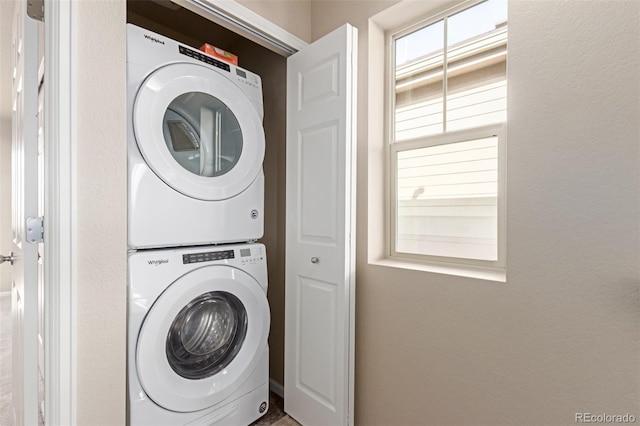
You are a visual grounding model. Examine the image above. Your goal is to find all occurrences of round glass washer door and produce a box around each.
[133,63,265,201]
[166,291,247,380]
[136,265,270,413]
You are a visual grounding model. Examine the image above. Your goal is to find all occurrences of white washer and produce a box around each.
[128,243,270,425]
[127,24,265,249]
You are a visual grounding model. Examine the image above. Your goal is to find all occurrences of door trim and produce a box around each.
[44,1,76,425]
[174,0,308,56]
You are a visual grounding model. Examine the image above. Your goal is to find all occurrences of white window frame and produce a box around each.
[386,0,507,271]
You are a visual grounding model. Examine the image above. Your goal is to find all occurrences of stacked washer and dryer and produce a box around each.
[126,24,270,425]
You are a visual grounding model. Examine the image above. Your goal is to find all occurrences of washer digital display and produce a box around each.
[182,250,235,264]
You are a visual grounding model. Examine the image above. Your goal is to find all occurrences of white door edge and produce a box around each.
[44,1,77,425]
[347,24,358,426]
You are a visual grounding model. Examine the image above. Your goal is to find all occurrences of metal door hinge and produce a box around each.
[27,0,44,22]
[26,216,44,244]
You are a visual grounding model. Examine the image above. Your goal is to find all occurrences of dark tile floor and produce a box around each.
[251,392,299,426]
[252,392,284,425]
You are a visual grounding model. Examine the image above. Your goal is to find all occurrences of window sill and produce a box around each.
[369,257,506,283]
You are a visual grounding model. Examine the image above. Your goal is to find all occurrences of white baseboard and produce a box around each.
[0,291,11,298]
[269,378,284,398]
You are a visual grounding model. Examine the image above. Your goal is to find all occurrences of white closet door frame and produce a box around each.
[44,1,76,425]
[45,1,310,424]
[172,0,308,56]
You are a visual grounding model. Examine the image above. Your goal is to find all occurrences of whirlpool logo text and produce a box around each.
[143,34,165,45]
[148,259,169,266]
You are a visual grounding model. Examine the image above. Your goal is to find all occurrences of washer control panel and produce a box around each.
[182,249,234,264]
[180,246,265,265]
[239,246,265,265]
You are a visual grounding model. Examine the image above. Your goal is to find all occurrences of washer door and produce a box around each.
[133,62,265,201]
[136,265,269,412]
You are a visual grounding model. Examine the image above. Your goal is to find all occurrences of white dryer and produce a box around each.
[127,24,265,249]
[128,243,270,425]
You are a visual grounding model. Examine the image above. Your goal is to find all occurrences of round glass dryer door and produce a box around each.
[136,266,270,413]
[163,93,243,179]
[133,63,265,201]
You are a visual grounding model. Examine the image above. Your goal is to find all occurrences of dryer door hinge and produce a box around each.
[26,216,44,244]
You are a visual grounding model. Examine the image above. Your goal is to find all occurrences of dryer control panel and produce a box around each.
[126,24,264,120]
[179,46,230,72]
[177,45,261,91]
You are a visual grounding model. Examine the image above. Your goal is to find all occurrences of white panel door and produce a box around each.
[37,65,46,418]
[285,24,357,426]
[10,3,40,425]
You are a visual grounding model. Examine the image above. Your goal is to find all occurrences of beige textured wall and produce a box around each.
[75,1,127,424]
[311,0,640,425]
[221,35,288,389]
[237,0,312,43]
[71,1,639,424]
[236,45,288,388]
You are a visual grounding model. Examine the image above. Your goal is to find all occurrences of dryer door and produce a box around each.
[133,62,265,201]
[136,265,269,412]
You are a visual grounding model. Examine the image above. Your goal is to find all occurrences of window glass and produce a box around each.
[395,20,443,66]
[390,0,506,266]
[395,20,444,139]
[393,0,507,140]
[446,0,507,133]
[447,0,507,46]
[396,136,498,261]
